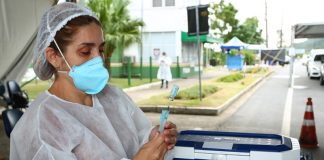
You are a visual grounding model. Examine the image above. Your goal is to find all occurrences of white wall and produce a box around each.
[126,0,212,63]
[142,32,176,62]
[128,0,187,32]
[128,0,212,33]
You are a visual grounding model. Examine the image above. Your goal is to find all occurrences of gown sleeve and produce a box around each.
[10,139,78,160]
[10,102,83,160]
[121,89,154,146]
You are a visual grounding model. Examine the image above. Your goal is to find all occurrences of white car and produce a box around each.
[307,50,324,78]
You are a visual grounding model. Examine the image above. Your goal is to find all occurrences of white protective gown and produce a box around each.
[10,85,154,160]
[157,56,172,81]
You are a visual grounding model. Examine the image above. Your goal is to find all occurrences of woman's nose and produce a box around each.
[91,50,103,59]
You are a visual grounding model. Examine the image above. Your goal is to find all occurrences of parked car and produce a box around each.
[306,50,324,78]
[278,55,290,66]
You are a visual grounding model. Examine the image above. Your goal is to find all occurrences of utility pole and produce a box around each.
[277,29,283,48]
[278,9,284,48]
[265,0,268,48]
[289,26,295,88]
[195,5,202,101]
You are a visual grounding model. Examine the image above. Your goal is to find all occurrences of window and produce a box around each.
[153,0,162,7]
[314,55,324,62]
[165,0,175,6]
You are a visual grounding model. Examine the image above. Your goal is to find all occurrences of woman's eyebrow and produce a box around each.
[79,42,95,47]
[78,42,105,47]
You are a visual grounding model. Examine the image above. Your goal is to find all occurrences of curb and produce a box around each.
[123,79,177,92]
[140,70,274,115]
[123,81,161,92]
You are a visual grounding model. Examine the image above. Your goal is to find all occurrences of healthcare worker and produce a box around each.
[10,2,177,160]
[157,52,172,89]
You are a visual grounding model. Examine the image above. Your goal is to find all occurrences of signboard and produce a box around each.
[187,5,209,36]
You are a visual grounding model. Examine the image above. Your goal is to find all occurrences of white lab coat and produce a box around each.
[10,85,154,160]
[157,55,172,81]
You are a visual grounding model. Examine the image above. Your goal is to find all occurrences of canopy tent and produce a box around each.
[294,23,324,39]
[220,36,248,50]
[0,0,54,82]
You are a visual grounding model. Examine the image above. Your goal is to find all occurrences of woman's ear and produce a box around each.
[45,47,59,68]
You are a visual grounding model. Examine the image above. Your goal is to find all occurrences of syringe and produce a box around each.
[159,85,179,133]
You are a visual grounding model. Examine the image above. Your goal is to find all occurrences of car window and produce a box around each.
[314,55,324,61]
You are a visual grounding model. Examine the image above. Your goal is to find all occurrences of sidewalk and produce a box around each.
[124,66,273,115]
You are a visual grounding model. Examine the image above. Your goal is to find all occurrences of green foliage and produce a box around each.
[210,0,239,42]
[210,52,226,65]
[218,73,243,82]
[175,85,218,100]
[22,80,51,100]
[87,0,144,57]
[235,17,264,44]
[245,67,268,74]
[209,1,264,44]
[229,49,239,56]
[241,50,256,65]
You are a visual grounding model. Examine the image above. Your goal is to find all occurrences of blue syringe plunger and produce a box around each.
[169,85,179,101]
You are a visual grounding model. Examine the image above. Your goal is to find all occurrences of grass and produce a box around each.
[22,78,158,100]
[175,85,219,100]
[217,73,244,82]
[138,67,270,107]
[110,78,158,89]
[245,67,268,74]
[22,80,51,100]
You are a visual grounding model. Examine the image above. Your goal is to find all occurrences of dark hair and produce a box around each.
[49,15,101,53]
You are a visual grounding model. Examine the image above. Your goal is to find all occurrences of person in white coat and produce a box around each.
[10,3,177,160]
[157,52,172,89]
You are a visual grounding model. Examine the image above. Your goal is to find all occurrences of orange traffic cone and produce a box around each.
[299,97,318,148]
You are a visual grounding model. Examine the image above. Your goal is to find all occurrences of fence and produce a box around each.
[111,56,200,86]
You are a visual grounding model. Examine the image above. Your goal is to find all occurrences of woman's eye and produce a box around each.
[80,52,91,55]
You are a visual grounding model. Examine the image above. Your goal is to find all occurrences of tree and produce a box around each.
[209,0,239,42]
[209,1,264,44]
[88,0,144,77]
[235,17,264,44]
[241,50,256,65]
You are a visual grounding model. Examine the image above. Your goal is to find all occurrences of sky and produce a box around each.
[222,0,324,48]
[72,0,324,48]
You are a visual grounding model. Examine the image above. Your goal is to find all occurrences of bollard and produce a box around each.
[140,56,143,80]
[149,56,152,82]
[177,56,180,78]
[127,57,131,86]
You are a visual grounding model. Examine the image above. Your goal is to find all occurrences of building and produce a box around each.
[111,0,221,78]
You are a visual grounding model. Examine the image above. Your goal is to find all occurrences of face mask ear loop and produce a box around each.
[53,38,74,72]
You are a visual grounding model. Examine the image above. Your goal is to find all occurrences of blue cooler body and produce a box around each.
[173,130,300,160]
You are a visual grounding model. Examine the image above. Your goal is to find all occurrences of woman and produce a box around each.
[10,2,177,160]
[157,52,172,89]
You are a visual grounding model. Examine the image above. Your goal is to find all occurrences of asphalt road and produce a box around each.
[145,61,324,160]
[290,60,324,159]
[1,62,321,159]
